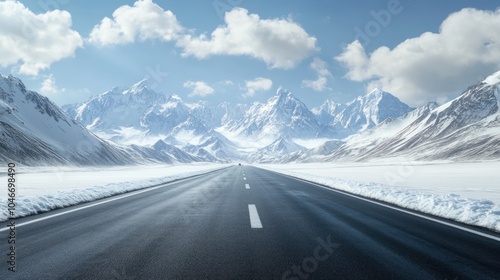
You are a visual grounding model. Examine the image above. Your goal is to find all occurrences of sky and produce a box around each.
[0,0,499,108]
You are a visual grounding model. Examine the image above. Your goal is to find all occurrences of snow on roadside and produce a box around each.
[259,166,500,232]
[0,164,230,222]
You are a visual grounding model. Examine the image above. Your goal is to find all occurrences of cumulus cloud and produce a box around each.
[88,0,183,46]
[335,8,500,106]
[88,3,316,69]
[0,1,83,76]
[244,77,273,97]
[302,58,332,91]
[177,8,317,69]
[40,74,65,95]
[302,76,328,92]
[183,81,214,97]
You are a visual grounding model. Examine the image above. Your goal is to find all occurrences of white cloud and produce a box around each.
[183,81,214,97]
[40,75,65,95]
[310,57,331,77]
[302,58,331,91]
[0,1,83,76]
[176,8,317,69]
[88,0,183,46]
[336,8,500,106]
[88,4,317,69]
[302,76,328,92]
[245,77,273,97]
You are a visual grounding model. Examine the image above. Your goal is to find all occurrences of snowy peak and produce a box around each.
[275,86,292,97]
[311,88,413,138]
[168,94,183,102]
[265,136,306,155]
[273,87,299,107]
[426,73,500,130]
[365,87,386,97]
[171,116,208,135]
[250,136,306,162]
[360,88,402,109]
[329,70,500,162]
[482,70,500,87]
[312,99,345,125]
[0,73,146,165]
[269,87,301,110]
[229,87,322,140]
[70,80,169,132]
[332,88,414,134]
[0,74,26,102]
[126,79,154,94]
[353,88,404,110]
[313,99,343,115]
[0,74,70,127]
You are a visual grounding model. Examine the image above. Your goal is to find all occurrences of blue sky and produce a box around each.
[0,0,499,108]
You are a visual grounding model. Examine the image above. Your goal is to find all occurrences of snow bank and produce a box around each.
[0,165,228,222]
[260,167,500,232]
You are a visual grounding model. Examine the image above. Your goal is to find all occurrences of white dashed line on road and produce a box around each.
[245,184,250,189]
[248,204,263,228]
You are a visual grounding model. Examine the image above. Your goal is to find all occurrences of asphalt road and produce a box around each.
[1,165,499,279]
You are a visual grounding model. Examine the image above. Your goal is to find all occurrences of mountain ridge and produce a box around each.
[324,71,500,161]
[2,70,499,165]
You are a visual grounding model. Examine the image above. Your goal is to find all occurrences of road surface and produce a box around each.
[1,166,499,279]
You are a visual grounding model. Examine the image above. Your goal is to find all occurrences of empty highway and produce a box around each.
[1,166,499,279]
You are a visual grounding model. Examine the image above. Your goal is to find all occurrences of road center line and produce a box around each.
[248,204,263,228]
[243,177,247,180]
[245,184,250,189]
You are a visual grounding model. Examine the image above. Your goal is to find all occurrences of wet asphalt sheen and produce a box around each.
[1,166,499,279]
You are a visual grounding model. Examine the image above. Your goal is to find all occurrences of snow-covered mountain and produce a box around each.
[72,80,167,133]
[0,74,141,165]
[175,128,241,163]
[190,101,248,129]
[311,99,345,126]
[324,102,439,161]
[66,81,244,162]
[62,81,440,163]
[225,87,326,141]
[281,140,345,163]
[152,140,202,163]
[2,70,499,165]
[0,74,219,166]
[249,136,306,163]
[314,88,414,138]
[328,71,500,161]
[59,70,500,163]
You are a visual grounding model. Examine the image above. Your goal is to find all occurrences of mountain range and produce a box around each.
[0,75,202,165]
[63,81,415,162]
[328,71,500,161]
[1,70,499,165]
